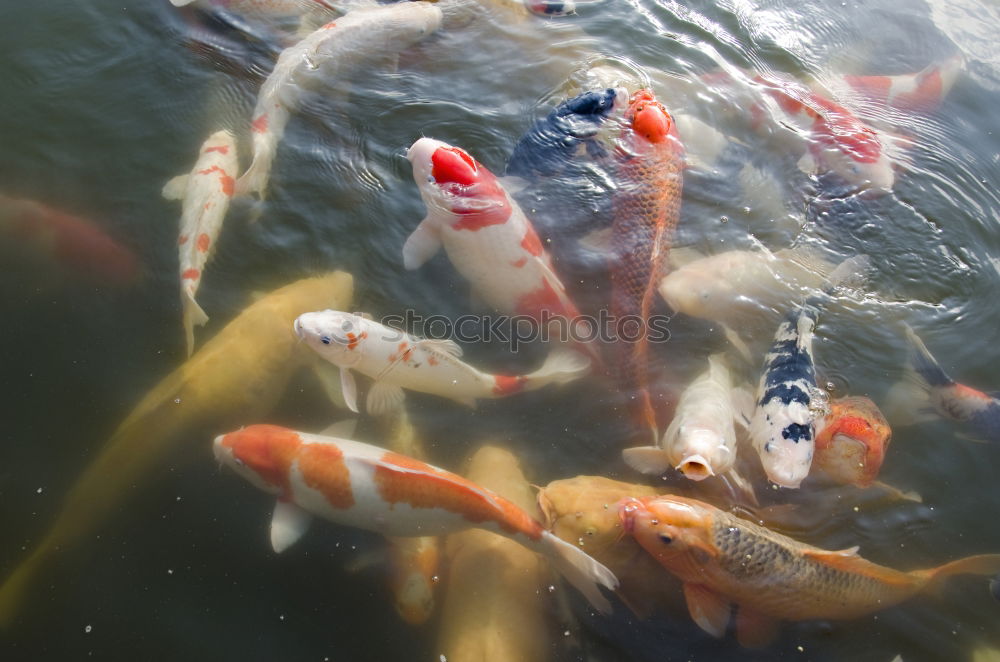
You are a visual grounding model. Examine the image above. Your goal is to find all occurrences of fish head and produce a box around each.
[759,435,813,489]
[202,129,235,155]
[814,396,891,487]
[388,538,439,625]
[407,137,507,223]
[393,1,443,40]
[624,89,683,154]
[673,427,726,481]
[657,267,721,319]
[294,310,367,366]
[214,424,302,496]
[619,496,717,568]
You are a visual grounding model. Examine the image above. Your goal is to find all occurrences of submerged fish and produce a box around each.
[214,425,619,611]
[620,495,1000,647]
[887,324,1000,443]
[814,396,892,488]
[609,88,684,441]
[438,446,551,662]
[294,310,590,414]
[162,129,239,356]
[0,272,354,626]
[404,137,597,362]
[505,87,625,179]
[236,3,442,198]
[0,194,139,286]
[170,0,331,16]
[749,303,827,488]
[623,353,742,481]
[832,54,964,115]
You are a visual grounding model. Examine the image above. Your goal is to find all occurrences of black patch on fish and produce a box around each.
[781,422,812,443]
[540,2,566,14]
[762,382,810,407]
[506,89,619,178]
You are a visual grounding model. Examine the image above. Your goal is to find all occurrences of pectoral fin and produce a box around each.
[162,174,189,200]
[367,381,406,416]
[416,338,463,358]
[402,217,442,270]
[321,419,358,439]
[735,605,780,648]
[341,368,359,413]
[621,446,674,476]
[270,501,313,554]
[682,583,731,638]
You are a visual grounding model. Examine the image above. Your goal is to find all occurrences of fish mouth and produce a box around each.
[618,497,643,534]
[293,318,305,341]
[676,455,714,481]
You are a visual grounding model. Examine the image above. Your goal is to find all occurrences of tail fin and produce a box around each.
[524,349,591,391]
[236,105,290,204]
[903,323,953,388]
[883,324,939,427]
[182,290,209,358]
[916,554,1000,593]
[536,530,618,613]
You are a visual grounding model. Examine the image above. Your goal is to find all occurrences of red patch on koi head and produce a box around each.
[298,442,354,509]
[374,452,543,540]
[431,147,479,186]
[220,424,303,493]
[628,90,673,144]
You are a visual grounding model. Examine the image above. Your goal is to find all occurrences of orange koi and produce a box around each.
[814,396,891,488]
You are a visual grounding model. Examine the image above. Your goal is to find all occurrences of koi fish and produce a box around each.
[814,396,891,488]
[749,303,828,488]
[623,354,742,481]
[294,310,590,414]
[162,129,238,356]
[832,54,964,115]
[505,88,625,179]
[236,3,442,199]
[0,194,139,286]
[608,88,684,442]
[214,425,619,612]
[438,446,551,661]
[522,0,576,17]
[620,495,1000,647]
[404,137,597,363]
[886,324,1000,443]
[0,272,355,627]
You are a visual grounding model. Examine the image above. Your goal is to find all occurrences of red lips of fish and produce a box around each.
[429,146,511,230]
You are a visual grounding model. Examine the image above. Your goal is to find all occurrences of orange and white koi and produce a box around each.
[404,137,597,363]
[609,88,684,443]
[620,495,1000,647]
[294,310,590,414]
[814,396,891,488]
[169,0,333,19]
[623,354,741,481]
[162,129,238,356]
[236,3,442,199]
[831,54,964,115]
[214,424,618,611]
[0,194,139,287]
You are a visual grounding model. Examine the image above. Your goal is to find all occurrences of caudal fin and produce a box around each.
[884,324,946,427]
[182,290,209,358]
[917,554,1000,593]
[524,349,591,391]
[537,530,618,613]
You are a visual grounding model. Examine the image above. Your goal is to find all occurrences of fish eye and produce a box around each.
[658,534,673,545]
[321,336,332,345]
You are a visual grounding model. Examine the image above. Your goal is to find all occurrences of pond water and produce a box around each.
[1,0,999,660]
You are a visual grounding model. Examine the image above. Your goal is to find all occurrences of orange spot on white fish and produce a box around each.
[427,355,438,366]
[251,114,269,134]
[322,21,337,29]
[374,452,543,540]
[204,144,229,155]
[492,374,527,396]
[181,268,200,280]
[178,234,189,246]
[220,425,303,494]
[197,233,210,253]
[520,228,544,257]
[298,442,354,509]
[511,257,528,268]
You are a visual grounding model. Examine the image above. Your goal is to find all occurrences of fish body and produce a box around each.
[609,88,684,440]
[294,310,590,414]
[623,354,738,481]
[215,425,618,611]
[833,54,963,115]
[162,129,239,356]
[620,495,1000,645]
[404,138,596,362]
[438,446,551,661]
[0,272,355,626]
[894,325,1000,442]
[749,304,826,488]
[170,0,329,15]
[814,396,891,487]
[505,88,625,179]
[0,194,138,286]
[236,3,442,198]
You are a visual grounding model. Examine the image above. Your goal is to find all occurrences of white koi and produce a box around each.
[236,3,442,199]
[294,310,590,414]
[622,354,741,481]
[162,129,238,356]
[214,424,618,611]
[170,0,331,15]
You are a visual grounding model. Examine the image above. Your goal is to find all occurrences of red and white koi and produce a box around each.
[214,424,619,611]
[162,129,238,357]
[829,54,964,115]
[294,310,590,414]
[169,0,332,18]
[623,354,741,481]
[404,137,597,363]
[236,3,442,199]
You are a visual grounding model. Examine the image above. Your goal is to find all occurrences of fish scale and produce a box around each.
[610,90,684,440]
